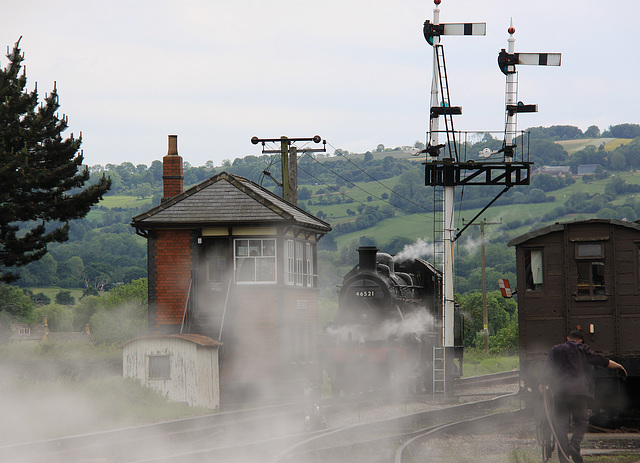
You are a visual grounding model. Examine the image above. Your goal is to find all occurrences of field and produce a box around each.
[326,170,640,249]
[462,352,519,377]
[98,195,154,209]
[555,137,632,155]
[29,287,85,302]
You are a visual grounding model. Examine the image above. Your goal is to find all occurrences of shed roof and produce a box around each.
[121,333,223,348]
[507,219,640,247]
[131,171,331,232]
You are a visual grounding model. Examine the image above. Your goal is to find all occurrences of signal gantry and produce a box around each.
[421,1,561,394]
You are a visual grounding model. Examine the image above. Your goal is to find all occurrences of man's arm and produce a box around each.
[607,359,627,379]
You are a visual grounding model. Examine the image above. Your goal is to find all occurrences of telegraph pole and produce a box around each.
[251,135,326,205]
[462,218,502,353]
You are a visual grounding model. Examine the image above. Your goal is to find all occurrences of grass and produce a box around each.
[27,287,85,302]
[508,449,539,463]
[98,195,153,209]
[0,343,209,444]
[462,351,519,377]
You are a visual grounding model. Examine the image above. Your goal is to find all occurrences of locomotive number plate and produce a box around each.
[355,290,375,297]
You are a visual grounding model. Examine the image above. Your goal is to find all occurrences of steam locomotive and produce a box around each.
[319,246,463,395]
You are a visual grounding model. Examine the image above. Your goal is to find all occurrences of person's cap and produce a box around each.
[569,330,585,342]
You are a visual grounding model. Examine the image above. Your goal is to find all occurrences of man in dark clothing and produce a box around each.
[539,330,627,463]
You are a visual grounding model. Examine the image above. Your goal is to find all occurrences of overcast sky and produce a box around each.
[4,1,639,168]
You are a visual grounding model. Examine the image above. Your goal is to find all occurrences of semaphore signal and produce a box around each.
[422,0,486,395]
[421,2,561,396]
[499,19,561,161]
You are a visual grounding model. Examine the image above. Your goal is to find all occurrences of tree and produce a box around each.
[54,290,75,306]
[584,125,600,138]
[0,282,35,319]
[0,39,111,283]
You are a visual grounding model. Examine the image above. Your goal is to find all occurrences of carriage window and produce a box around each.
[234,239,276,283]
[524,249,543,291]
[576,242,605,296]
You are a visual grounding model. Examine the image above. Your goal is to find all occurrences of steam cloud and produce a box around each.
[327,308,436,343]
[395,238,434,263]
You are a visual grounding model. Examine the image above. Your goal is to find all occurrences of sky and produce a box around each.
[4,1,640,168]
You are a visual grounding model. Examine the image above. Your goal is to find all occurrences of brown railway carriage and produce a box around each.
[509,219,640,409]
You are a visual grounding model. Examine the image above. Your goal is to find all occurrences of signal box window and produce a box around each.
[235,239,276,283]
[524,249,543,291]
[576,242,605,296]
[285,239,315,287]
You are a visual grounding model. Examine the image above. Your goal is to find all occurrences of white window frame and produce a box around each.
[285,239,295,285]
[285,239,315,287]
[306,242,313,288]
[295,241,304,286]
[234,238,277,284]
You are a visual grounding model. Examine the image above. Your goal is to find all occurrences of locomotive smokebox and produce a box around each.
[357,246,378,273]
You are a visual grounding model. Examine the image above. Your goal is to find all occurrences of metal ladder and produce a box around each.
[503,71,519,152]
[433,186,444,273]
[433,346,446,394]
[434,44,459,161]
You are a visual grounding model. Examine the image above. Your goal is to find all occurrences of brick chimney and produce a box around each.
[162,135,183,201]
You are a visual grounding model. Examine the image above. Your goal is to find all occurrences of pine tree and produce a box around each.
[0,38,111,283]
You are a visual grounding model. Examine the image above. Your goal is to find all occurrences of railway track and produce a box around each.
[455,370,520,389]
[0,372,522,462]
[273,393,521,463]
[0,402,303,463]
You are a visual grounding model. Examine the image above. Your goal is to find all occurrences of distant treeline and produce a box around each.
[12,123,640,291]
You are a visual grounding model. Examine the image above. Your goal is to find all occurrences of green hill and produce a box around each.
[11,125,640,295]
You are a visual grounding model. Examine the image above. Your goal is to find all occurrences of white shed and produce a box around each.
[122,334,222,409]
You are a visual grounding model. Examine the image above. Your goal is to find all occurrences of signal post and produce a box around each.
[422,1,560,393]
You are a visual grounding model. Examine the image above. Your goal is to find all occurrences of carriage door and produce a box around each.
[198,238,231,339]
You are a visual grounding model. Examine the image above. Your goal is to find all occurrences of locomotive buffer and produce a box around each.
[422,1,560,394]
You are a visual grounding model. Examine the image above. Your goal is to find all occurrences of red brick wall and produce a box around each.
[149,229,194,333]
[162,154,183,199]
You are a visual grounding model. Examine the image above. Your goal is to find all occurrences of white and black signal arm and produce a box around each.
[500,21,561,161]
[424,20,487,45]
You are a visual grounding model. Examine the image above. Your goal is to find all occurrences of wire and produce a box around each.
[258,154,279,187]
[325,141,432,213]
[296,161,396,219]
[300,151,432,218]
[327,143,431,212]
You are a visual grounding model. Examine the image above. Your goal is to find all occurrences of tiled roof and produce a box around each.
[9,323,47,342]
[131,172,331,232]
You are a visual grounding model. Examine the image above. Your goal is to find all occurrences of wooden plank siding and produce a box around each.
[509,219,640,385]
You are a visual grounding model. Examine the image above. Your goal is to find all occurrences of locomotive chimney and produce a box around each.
[162,134,183,201]
[357,246,378,273]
